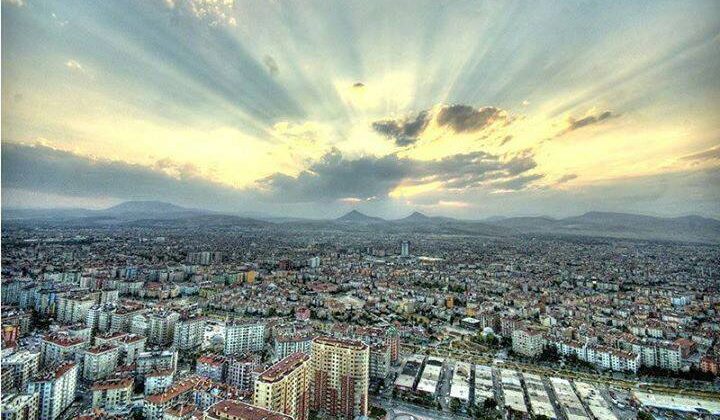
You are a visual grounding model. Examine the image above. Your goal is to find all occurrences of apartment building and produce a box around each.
[254,352,311,420]
[310,336,369,420]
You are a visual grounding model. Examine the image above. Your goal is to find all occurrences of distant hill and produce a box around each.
[397,211,432,223]
[3,200,205,222]
[99,200,207,220]
[488,212,720,243]
[336,210,386,223]
[103,200,191,215]
[3,202,718,243]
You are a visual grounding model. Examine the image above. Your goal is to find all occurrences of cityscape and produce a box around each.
[2,1,720,420]
[1,204,719,419]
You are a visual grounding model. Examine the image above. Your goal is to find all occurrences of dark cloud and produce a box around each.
[372,111,430,146]
[681,146,720,162]
[353,82,365,88]
[437,105,506,133]
[1,143,250,209]
[557,173,578,183]
[559,110,615,136]
[258,149,411,201]
[257,148,539,202]
[492,174,544,190]
[1,143,539,208]
[263,55,279,76]
[500,135,513,146]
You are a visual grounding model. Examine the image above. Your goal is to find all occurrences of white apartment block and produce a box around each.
[274,334,313,361]
[136,350,178,375]
[40,334,88,368]
[56,294,95,325]
[2,350,40,392]
[27,362,78,420]
[82,345,119,381]
[512,327,544,357]
[1,393,40,420]
[226,355,258,391]
[148,311,180,346]
[224,320,265,355]
[90,377,133,410]
[173,316,206,351]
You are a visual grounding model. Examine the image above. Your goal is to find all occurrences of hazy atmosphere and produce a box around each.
[2,3,720,420]
[2,0,719,219]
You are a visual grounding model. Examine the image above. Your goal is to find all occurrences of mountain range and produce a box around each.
[4,201,720,244]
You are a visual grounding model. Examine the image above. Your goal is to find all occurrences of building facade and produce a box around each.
[310,336,369,420]
[254,352,311,420]
[224,320,265,355]
[27,362,78,420]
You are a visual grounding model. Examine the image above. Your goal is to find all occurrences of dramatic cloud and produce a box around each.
[436,105,507,133]
[263,55,279,76]
[1,143,250,209]
[2,1,718,218]
[257,148,539,202]
[372,111,430,146]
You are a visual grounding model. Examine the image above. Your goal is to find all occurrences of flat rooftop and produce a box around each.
[634,391,720,415]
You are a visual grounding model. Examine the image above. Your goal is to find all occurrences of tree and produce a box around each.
[483,397,497,410]
[637,411,654,420]
[449,398,461,413]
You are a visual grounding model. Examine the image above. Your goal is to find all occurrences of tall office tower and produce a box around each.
[254,353,311,420]
[401,241,410,257]
[27,362,78,420]
[147,310,180,346]
[173,315,206,351]
[2,350,40,392]
[224,320,265,355]
[310,336,369,420]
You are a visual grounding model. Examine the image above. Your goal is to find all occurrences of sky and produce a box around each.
[2,0,719,219]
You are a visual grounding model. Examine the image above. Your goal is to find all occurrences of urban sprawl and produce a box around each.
[1,224,719,420]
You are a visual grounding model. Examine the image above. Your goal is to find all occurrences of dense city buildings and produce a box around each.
[1,217,718,419]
